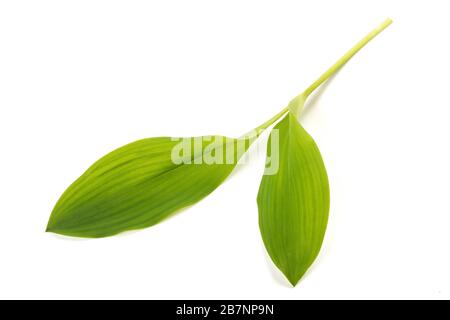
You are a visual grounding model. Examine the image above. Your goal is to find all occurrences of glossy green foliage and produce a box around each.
[47,136,251,238]
[257,113,330,286]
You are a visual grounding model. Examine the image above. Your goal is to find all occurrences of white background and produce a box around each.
[1,1,449,299]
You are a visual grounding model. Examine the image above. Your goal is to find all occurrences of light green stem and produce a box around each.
[248,18,392,136]
[302,18,392,99]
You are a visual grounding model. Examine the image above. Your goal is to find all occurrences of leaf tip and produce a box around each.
[45,211,59,234]
[45,222,54,233]
[284,271,302,287]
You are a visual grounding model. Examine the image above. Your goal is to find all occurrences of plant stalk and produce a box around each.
[248,18,392,136]
[302,18,392,99]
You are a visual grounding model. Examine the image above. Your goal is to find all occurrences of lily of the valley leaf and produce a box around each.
[258,112,330,286]
[47,136,254,237]
[257,18,392,286]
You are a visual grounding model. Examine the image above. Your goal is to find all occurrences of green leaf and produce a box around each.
[257,112,330,286]
[47,135,252,238]
[255,18,391,285]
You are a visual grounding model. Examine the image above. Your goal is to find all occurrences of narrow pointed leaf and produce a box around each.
[257,113,330,286]
[48,135,251,238]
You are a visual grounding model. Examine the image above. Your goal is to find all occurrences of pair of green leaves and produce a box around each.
[47,19,391,286]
